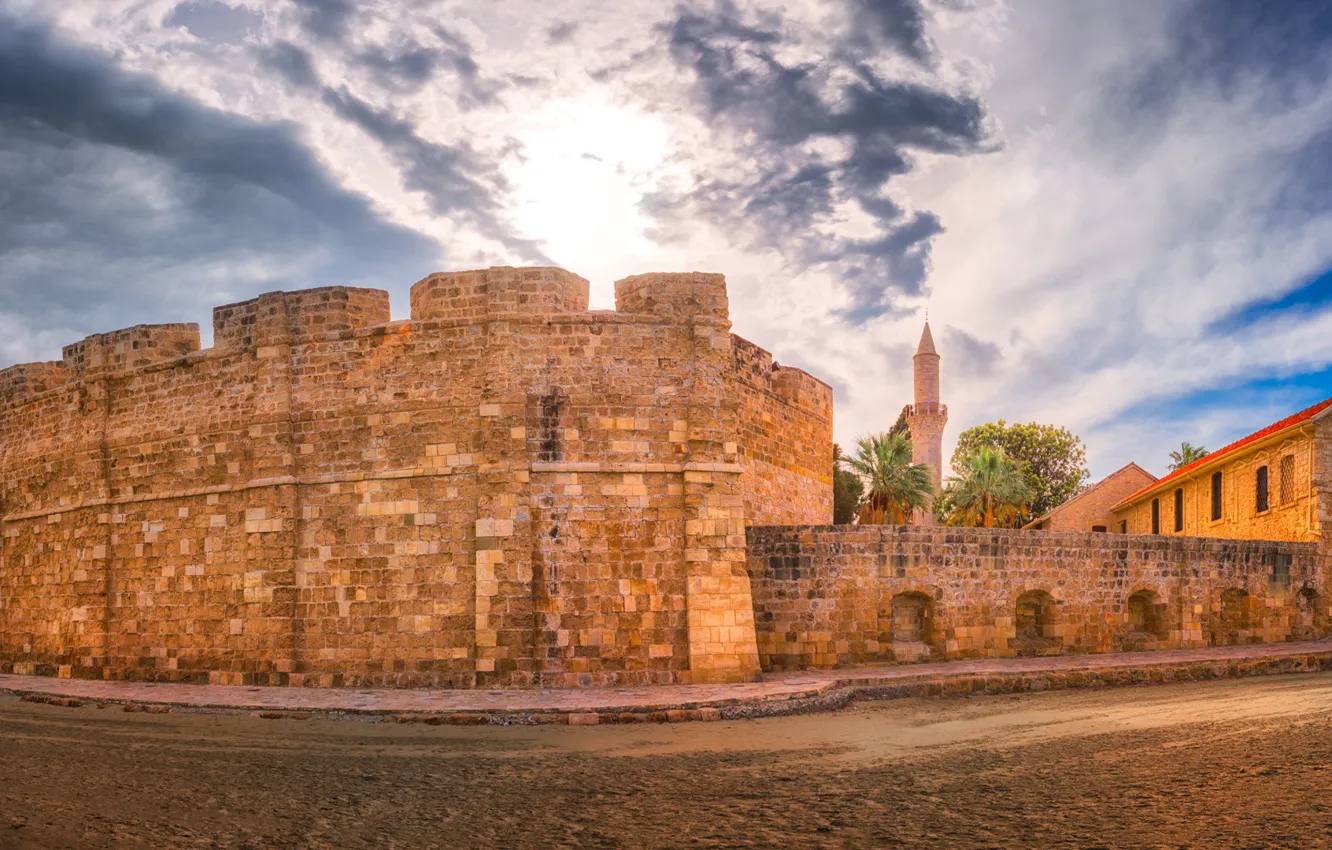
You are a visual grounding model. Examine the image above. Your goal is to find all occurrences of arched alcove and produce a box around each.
[1012,590,1061,657]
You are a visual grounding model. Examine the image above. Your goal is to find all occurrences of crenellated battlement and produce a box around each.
[0,361,70,406]
[214,286,391,353]
[61,323,201,379]
[410,266,589,322]
[0,267,832,690]
[615,272,730,324]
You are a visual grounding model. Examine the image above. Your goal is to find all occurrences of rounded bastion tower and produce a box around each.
[0,267,835,691]
[904,320,947,523]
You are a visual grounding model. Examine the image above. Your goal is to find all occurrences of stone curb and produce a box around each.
[5,650,1331,726]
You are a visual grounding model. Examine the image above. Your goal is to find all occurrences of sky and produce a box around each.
[2,0,1331,480]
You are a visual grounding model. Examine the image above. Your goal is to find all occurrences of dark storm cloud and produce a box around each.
[260,39,546,264]
[649,0,994,322]
[262,40,320,87]
[357,28,501,103]
[321,86,549,262]
[0,12,439,358]
[292,0,354,43]
[845,0,933,64]
[359,44,443,91]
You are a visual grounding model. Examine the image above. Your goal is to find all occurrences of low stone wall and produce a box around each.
[746,526,1330,672]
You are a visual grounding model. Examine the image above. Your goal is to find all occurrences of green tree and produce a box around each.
[844,432,933,525]
[832,443,864,524]
[1168,441,1209,471]
[949,420,1089,519]
[942,447,1034,528]
[888,408,910,440]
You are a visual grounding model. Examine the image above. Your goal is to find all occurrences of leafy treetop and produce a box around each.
[949,420,1089,520]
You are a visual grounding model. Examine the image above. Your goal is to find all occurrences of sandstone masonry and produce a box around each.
[4,269,1329,692]
[0,268,832,688]
[747,525,1331,671]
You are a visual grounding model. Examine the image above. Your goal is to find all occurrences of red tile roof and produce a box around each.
[1115,394,1332,509]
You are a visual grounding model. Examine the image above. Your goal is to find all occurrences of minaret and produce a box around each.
[904,320,947,523]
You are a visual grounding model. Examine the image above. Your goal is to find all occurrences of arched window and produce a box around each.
[1211,471,1223,521]
[1174,488,1184,532]
[1256,465,1269,513]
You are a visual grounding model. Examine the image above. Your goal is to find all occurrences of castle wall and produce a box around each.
[0,268,831,688]
[730,336,833,526]
[747,525,1330,672]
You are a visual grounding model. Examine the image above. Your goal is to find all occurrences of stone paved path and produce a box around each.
[3,640,1330,723]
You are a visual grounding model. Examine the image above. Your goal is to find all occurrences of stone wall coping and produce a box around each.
[746,524,1320,553]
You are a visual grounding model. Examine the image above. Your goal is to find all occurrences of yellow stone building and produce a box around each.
[1112,396,1332,542]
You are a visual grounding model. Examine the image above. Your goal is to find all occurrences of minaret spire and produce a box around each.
[916,320,937,357]
[904,317,947,524]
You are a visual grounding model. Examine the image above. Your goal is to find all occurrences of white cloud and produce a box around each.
[4,0,1332,488]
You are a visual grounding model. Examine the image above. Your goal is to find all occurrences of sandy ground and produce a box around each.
[2,675,1332,849]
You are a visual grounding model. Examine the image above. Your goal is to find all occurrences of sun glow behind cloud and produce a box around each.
[506,93,673,306]
[2,0,1332,483]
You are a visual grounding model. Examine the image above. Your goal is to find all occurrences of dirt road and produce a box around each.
[3,674,1332,848]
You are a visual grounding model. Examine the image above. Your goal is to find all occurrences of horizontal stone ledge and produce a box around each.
[530,461,743,474]
[2,459,750,523]
[0,466,482,524]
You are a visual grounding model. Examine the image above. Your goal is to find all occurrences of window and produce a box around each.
[1280,454,1296,505]
[1174,488,1184,532]
[1256,465,1269,513]
[1151,498,1160,534]
[1211,471,1223,521]
[1092,525,1107,533]
[1119,520,1128,534]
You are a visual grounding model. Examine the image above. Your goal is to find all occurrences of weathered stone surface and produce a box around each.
[747,525,1330,671]
[0,268,832,689]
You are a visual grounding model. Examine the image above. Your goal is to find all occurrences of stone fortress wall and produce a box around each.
[747,525,1330,671]
[0,268,833,688]
[2,265,1328,692]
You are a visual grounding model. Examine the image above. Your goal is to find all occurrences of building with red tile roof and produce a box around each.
[1112,395,1332,542]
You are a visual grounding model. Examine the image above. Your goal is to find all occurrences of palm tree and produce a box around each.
[943,447,1033,528]
[844,432,934,524]
[1168,441,1209,471]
